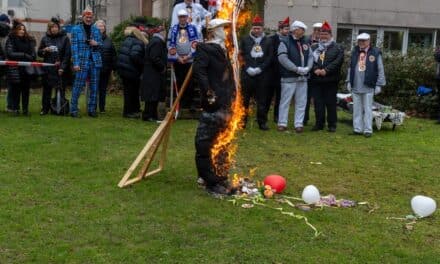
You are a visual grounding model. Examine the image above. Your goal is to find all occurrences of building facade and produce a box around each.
[0,0,147,34]
[265,0,440,53]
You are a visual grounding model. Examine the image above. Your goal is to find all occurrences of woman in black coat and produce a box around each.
[95,20,116,113]
[37,20,71,115]
[116,25,148,118]
[141,27,167,121]
[5,20,36,115]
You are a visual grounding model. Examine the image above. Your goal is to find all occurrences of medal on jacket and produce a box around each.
[358,52,366,72]
[251,44,264,58]
[186,6,193,23]
[319,51,326,62]
[178,29,188,43]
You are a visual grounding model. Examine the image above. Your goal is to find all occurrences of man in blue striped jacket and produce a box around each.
[70,7,102,118]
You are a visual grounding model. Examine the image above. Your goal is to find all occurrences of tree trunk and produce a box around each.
[71,0,77,23]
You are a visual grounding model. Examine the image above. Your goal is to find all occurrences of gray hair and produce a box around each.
[94,19,106,28]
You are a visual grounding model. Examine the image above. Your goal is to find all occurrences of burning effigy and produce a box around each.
[193,0,250,195]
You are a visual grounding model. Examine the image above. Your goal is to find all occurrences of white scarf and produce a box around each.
[313,38,335,63]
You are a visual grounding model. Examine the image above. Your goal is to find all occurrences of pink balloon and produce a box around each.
[263,175,286,193]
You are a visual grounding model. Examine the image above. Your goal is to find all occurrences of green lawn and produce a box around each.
[0,92,439,263]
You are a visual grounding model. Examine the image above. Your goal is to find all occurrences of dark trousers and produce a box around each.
[10,80,30,112]
[6,84,12,110]
[266,80,281,122]
[242,73,269,126]
[314,82,338,129]
[195,111,229,187]
[122,77,140,115]
[304,83,315,125]
[143,101,159,120]
[41,76,64,113]
[174,62,194,108]
[98,70,111,112]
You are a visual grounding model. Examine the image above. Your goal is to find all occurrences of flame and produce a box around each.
[210,0,250,179]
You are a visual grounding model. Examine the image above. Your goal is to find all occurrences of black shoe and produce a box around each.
[364,132,372,138]
[259,123,269,131]
[22,110,29,116]
[311,126,324,131]
[206,184,233,196]
[40,110,48,116]
[70,112,80,118]
[349,131,363,136]
[124,113,140,119]
[328,127,336,133]
[88,112,98,118]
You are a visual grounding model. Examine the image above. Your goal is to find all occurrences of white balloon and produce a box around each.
[302,185,321,204]
[411,195,437,217]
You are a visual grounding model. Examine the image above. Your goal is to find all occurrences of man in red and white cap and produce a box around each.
[310,21,344,132]
[268,17,290,123]
[309,22,322,44]
[240,15,274,130]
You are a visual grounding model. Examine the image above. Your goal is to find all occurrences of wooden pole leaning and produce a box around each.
[118,66,193,188]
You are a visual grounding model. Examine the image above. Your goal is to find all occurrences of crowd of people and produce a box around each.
[2,0,439,137]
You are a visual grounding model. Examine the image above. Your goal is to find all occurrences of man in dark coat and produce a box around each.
[303,22,323,126]
[193,18,235,195]
[240,15,273,130]
[268,17,290,123]
[141,26,168,121]
[117,24,148,118]
[310,21,344,132]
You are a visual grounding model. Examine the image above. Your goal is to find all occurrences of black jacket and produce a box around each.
[100,34,116,73]
[141,35,167,102]
[5,34,36,84]
[240,33,273,78]
[269,33,282,81]
[38,31,71,85]
[0,22,10,61]
[117,28,145,79]
[310,42,344,84]
[193,42,235,113]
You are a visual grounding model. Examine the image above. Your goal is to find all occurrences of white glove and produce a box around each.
[346,82,352,92]
[374,86,382,95]
[297,67,309,75]
[246,67,256,76]
[254,67,262,75]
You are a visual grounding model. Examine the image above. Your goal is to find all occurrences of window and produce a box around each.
[383,31,404,52]
[337,27,353,50]
[8,0,24,7]
[409,29,433,48]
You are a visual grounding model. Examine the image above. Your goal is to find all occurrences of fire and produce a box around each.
[210,0,250,179]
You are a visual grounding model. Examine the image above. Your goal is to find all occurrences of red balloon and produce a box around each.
[263,175,286,193]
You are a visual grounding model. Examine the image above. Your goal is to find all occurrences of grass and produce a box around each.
[0,91,439,263]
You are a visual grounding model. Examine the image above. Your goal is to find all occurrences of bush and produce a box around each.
[340,47,439,118]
